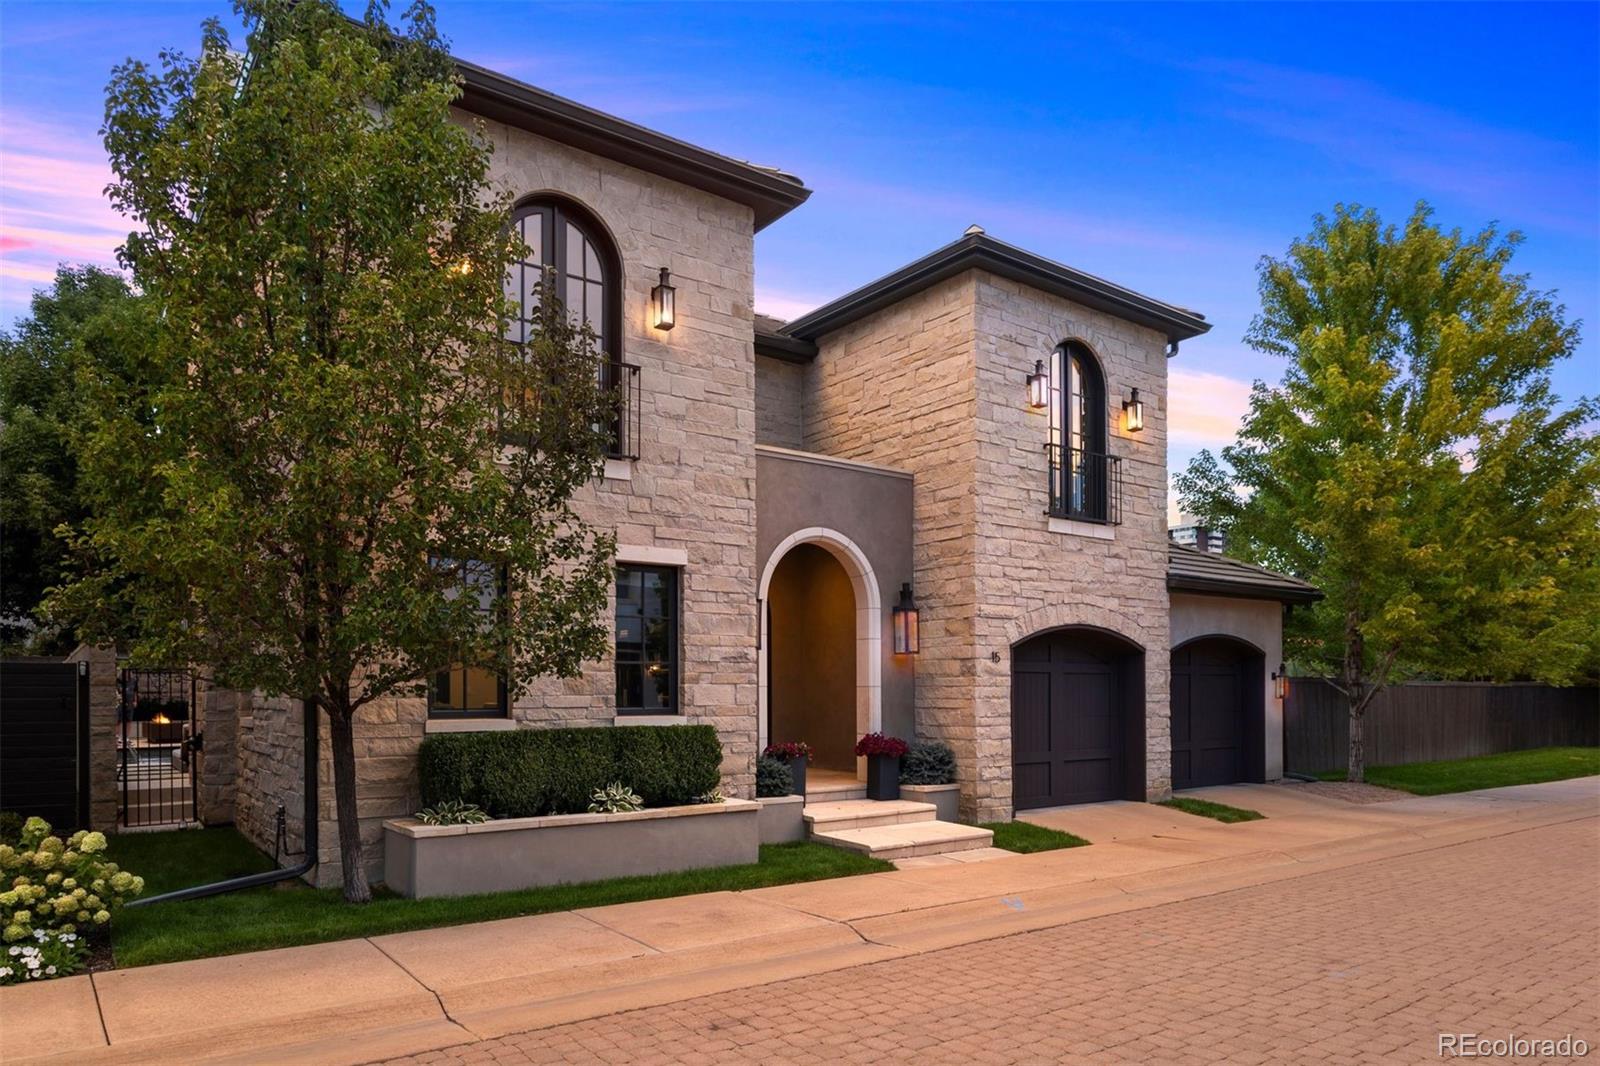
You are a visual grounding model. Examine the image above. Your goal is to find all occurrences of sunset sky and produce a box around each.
[3,1,1595,511]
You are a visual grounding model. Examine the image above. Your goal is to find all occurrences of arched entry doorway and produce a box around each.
[1011,627,1145,809]
[1170,636,1266,790]
[758,529,882,777]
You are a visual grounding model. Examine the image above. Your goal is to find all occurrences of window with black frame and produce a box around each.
[1048,341,1112,523]
[504,197,632,457]
[428,557,507,717]
[615,564,678,715]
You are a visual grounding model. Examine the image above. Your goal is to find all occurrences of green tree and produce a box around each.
[56,0,617,901]
[0,267,148,652]
[1177,204,1600,781]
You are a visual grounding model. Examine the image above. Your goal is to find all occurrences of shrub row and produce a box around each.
[418,725,723,818]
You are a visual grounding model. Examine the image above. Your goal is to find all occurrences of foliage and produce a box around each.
[110,831,890,969]
[0,266,149,653]
[0,818,144,942]
[1159,797,1264,823]
[1176,203,1600,779]
[755,756,794,798]
[692,788,726,805]
[854,732,910,759]
[587,782,645,814]
[1314,746,1600,796]
[418,725,723,817]
[980,821,1089,854]
[0,929,88,985]
[762,741,813,762]
[414,800,490,826]
[900,740,957,785]
[62,0,619,901]
[0,813,22,845]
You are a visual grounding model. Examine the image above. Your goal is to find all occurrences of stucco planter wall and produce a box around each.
[756,794,805,844]
[383,799,760,899]
[900,783,960,822]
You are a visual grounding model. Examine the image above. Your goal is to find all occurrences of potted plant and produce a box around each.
[762,740,813,796]
[855,732,909,801]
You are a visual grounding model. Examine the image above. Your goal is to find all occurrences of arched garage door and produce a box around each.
[1170,637,1266,790]
[1011,628,1145,810]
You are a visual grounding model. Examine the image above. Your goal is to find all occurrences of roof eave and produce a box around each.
[782,233,1211,343]
[754,329,817,364]
[454,60,811,231]
[1167,575,1324,605]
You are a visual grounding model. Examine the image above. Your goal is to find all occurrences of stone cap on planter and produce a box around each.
[385,798,760,838]
[900,783,959,792]
[756,794,804,808]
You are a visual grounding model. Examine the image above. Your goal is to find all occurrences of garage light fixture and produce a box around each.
[1272,664,1288,701]
[651,267,676,331]
[893,583,920,655]
[1026,359,1049,409]
[1123,388,1145,433]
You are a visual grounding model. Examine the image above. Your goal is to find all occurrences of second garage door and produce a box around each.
[1170,638,1255,790]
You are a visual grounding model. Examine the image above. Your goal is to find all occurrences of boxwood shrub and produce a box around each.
[418,725,723,818]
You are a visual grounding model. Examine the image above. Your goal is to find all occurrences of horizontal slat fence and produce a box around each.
[1285,679,1599,775]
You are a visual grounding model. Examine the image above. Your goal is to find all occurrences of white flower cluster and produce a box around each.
[0,929,84,984]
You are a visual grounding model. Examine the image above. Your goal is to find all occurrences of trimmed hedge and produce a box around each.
[418,725,723,818]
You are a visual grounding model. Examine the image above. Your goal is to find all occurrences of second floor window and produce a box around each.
[428,557,508,718]
[1048,341,1119,524]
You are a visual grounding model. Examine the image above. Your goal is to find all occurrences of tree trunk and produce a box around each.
[326,702,372,904]
[1344,611,1366,783]
[1347,699,1365,783]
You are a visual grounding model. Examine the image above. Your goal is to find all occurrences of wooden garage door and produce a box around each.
[1012,632,1127,809]
[1171,641,1246,789]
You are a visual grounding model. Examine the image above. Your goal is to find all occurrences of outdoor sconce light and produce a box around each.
[892,583,920,655]
[1123,388,1145,433]
[651,267,676,331]
[1272,664,1288,701]
[1026,359,1049,409]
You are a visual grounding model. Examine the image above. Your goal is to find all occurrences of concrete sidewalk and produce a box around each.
[6,777,1595,1066]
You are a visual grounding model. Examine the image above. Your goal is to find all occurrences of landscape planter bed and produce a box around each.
[384,799,760,899]
[900,783,960,822]
[756,794,805,843]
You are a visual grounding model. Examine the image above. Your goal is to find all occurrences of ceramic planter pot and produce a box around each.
[865,754,900,801]
[784,755,808,797]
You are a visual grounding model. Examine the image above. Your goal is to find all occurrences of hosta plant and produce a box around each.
[0,817,144,942]
[588,783,644,814]
[0,929,88,984]
[414,800,490,826]
[692,788,726,805]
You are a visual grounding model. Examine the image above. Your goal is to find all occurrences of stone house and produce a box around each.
[123,56,1318,884]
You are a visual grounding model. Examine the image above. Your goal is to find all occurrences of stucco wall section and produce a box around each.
[802,273,981,807]
[755,355,805,448]
[1170,592,1286,781]
[970,271,1174,819]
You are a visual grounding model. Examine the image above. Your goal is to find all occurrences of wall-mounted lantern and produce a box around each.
[1272,664,1288,701]
[651,267,676,331]
[892,583,920,655]
[1123,388,1145,433]
[1026,359,1049,409]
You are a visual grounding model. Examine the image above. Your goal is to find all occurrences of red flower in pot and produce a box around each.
[855,733,909,800]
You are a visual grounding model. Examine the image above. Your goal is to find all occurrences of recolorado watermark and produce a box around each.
[1439,1033,1589,1058]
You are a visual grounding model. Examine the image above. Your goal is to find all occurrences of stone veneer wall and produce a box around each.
[232,111,762,888]
[803,274,983,814]
[67,645,118,831]
[755,354,805,448]
[969,272,1174,819]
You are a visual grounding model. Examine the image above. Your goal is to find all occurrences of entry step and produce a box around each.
[803,799,938,832]
[804,781,867,802]
[810,820,994,860]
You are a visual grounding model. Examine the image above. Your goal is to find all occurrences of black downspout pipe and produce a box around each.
[128,698,319,906]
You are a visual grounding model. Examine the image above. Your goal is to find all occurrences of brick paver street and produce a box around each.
[386,817,1599,1065]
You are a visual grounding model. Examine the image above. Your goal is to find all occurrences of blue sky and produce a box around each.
[2,1,1596,502]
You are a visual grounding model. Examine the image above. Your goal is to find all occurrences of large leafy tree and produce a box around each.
[55,0,617,901]
[0,267,149,653]
[1177,204,1600,781]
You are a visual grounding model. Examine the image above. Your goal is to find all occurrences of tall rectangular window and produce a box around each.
[615,564,678,715]
[428,557,507,718]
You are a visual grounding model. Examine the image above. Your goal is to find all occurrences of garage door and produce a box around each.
[1170,640,1247,789]
[1012,630,1137,809]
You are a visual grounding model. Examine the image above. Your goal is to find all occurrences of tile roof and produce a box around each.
[1167,543,1322,603]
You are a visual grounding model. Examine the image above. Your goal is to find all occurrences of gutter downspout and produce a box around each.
[128,697,318,906]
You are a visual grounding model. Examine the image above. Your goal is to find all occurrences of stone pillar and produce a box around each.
[197,686,242,825]
[65,645,119,831]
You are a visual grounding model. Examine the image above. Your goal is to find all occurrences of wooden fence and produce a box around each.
[1284,679,1599,775]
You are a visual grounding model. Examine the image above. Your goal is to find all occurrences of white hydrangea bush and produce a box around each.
[0,817,145,944]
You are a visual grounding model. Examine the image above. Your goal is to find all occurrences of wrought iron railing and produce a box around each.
[1045,444,1122,525]
[606,360,641,461]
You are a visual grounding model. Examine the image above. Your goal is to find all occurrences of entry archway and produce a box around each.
[758,528,882,776]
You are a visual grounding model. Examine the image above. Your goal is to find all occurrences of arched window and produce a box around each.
[1048,341,1114,522]
[506,196,634,456]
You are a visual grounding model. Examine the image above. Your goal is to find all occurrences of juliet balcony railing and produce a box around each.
[1045,443,1122,526]
[606,360,641,461]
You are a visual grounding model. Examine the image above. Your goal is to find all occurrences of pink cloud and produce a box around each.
[1168,366,1254,451]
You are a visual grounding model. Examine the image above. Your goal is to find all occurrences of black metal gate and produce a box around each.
[118,666,199,827]
[0,659,90,829]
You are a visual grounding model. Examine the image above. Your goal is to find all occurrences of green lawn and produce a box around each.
[1314,746,1600,796]
[980,820,1089,854]
[1159,797,1264,823]
[108,830,889,968]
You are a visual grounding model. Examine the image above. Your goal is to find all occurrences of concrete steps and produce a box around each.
[803,798,993,859]
[804,781,867,803]
[810,820,995,860]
